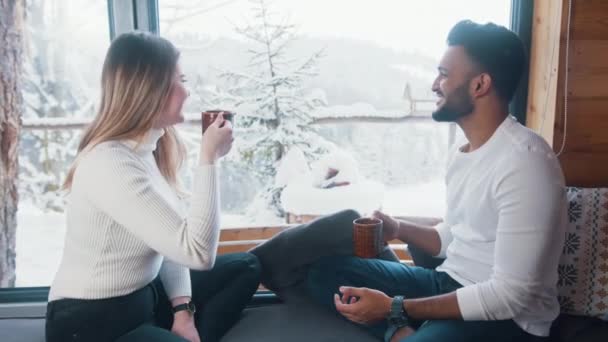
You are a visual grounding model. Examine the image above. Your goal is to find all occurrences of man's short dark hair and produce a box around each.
[447,20,526,103]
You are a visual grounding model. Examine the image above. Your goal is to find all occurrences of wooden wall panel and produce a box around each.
[528,0,608,187]
[568,0,608,40]
[558,99,608,152]
[556,153,608,187]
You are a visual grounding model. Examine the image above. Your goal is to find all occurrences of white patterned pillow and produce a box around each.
[557,187,608,321]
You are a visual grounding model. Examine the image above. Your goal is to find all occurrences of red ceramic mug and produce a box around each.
[353,217,383,258]
[201,110,235,134]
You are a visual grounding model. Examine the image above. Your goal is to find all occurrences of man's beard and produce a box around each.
[432,82,474,122]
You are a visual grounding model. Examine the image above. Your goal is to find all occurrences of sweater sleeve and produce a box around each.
[456,150,566,321]
[78,146,221,270]
[159,258,192,299]
[433,222,453,258]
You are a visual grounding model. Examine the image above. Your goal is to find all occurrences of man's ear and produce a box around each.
[472,73,492,98]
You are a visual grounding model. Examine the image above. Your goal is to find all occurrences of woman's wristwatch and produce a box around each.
[384,295,409,342]
[172,300,196,315]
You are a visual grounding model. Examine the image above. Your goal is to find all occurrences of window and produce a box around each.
[11,0,109,288]
[3,0,514,290]
[159,0,511,225]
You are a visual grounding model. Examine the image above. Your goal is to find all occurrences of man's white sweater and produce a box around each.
[49,129,219,301]
[435,116,567,336]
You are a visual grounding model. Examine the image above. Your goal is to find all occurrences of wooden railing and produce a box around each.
[21,87,439,130]
[216,224,413,261]
[21,111,456,152]
[21,112,437,130]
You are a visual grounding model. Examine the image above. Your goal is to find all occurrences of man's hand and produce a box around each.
[334,286,392,325]
[171,311,201,342]
[372,211,400,242]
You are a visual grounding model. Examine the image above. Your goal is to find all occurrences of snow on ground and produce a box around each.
[15,200,66,287]
[14,182,445,287]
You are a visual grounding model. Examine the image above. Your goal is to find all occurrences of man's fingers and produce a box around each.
[336,308,359,323]
[340,286,365,298]
[335,294,356,315]
[373,210,386,217]
[341,312,360,323]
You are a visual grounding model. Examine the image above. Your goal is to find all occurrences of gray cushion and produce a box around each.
[550,314,608,342]
[224,300,377,342]
[0,300,378,342]
[0,318,45,342]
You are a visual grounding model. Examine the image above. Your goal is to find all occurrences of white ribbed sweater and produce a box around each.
[435,116,567,336]
[49,129,220,301]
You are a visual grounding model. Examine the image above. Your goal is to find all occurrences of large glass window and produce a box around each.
[14,0,109,287]
[159,0,511,225]
[6,0,511,289]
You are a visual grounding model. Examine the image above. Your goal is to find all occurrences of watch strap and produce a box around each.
[384,324,400,342]
[172,301,196,314]
[386,295,408,341]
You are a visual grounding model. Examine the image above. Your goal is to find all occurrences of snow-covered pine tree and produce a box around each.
[214,0,329,217]
[20,0,96,211]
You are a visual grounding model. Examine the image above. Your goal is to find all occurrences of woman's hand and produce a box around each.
[171,311,201,342]
[200,112,234,164]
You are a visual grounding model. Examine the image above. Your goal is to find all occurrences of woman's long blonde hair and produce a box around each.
[63,32,186,190]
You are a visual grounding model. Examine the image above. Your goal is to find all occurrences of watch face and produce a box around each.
[187,302,196,314]
[389,296,407,327]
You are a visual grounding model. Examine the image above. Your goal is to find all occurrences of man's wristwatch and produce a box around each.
[172,300,196,315]
[384,295,408,342]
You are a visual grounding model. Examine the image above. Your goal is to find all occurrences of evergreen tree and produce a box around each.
[213,0,330,216]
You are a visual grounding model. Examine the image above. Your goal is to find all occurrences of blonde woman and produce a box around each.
[45,32,260,342]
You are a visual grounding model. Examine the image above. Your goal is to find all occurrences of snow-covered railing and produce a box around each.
[21,117,95,130]
[312,114,433,125]
[20,115,205,130]
[21,110,456,148]
[22,112,435,130]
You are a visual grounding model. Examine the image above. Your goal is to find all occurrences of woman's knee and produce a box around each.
[335,209,361,222]
[235,252,262,282]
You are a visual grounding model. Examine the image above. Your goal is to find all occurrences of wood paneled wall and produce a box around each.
[528,0,608,187]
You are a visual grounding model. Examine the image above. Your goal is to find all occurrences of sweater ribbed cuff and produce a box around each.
[159,260,192,299]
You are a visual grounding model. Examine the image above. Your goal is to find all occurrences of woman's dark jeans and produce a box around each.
[45,252,261,342]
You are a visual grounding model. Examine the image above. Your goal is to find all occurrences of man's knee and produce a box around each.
[307,256,341,287]
[307,257,345,307]
[306,256,359,294]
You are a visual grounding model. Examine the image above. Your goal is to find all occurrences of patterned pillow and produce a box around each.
[557,187,608,321]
